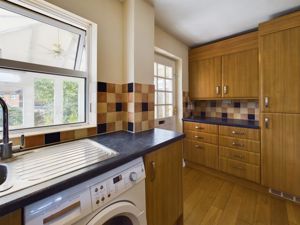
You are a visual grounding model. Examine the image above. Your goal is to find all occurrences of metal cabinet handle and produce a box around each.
[264,117,269,129]
[194,136,203,140]
[194,145,204,149]
[223,85,228,94]
[232,142,244,147]
[151,161,156,182]
[216,86,221,95]
[232,154,244,159]
[232,166,246,171]
[264,97,269,108]
[195,126,204,130]
[231,130,245,135]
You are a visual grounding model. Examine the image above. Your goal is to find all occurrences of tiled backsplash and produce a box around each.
[8,82,155,150]
[193,100,259,121]
[182,91,259,121]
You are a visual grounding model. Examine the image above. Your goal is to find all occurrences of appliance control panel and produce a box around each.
[90,161,145,210]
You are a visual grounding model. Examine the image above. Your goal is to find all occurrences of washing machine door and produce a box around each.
[86,201,146,225]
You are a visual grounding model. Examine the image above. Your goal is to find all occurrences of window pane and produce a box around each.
[155,106,157,119]
[157,78,165,91]
[157,92,165,105]
[157,64,165,77]
[0,7,84,70]
[157,105,165,119]
[166,79,173,91]
[154,91,157,105]
[166,66,173,78]
[154,63,157,76]
[166,105,173,117]
[166,92,173,104]
[154,77,157,90]
[0,68,85,131]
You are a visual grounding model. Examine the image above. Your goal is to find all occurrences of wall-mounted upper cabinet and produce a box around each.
[260,12,300,113]
[189,57,222,99]
[189,32,259,100]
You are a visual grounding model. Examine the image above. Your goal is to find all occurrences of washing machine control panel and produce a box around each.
[90,162,145,211]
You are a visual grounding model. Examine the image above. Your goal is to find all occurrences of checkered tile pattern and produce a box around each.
[192,100,259,121]
[97,82,123,134]
[123,83,155,133]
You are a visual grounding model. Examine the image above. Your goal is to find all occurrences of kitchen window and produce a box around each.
[154,57,175,119]
[0,0,97,133]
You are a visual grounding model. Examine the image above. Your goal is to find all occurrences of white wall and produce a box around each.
[46,0,124,84]
[123,0,154,84]
[155,26,189,91]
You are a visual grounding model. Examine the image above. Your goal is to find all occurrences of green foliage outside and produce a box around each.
[63,81,79,123]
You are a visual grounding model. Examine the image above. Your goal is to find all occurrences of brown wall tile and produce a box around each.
[61,130,75,141]
[25,134,45,148]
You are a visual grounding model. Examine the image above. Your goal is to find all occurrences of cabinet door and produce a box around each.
[145,141,183,225]
[222,49,258,98]
[0,210,22,225]
[189,57,221,99]
[260,27,300,113]
[261,113,300,196]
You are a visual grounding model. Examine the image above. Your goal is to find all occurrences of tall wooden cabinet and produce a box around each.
[189,32,259,99]
[144,141,183,225]
[260,11,300,196]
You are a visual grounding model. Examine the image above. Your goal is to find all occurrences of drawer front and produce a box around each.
[184,122,218,134]
[219,136,260,153]
[219,125,260,140]
[183,139,218,169]
[219,146,260,165]
[219,157,260,183]
[185,131,218,145]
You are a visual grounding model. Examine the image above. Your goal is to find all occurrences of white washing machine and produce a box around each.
[24,157,147,225]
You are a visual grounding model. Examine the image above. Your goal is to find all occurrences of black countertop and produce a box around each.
[0,128,184,217]
[182,117,259,129]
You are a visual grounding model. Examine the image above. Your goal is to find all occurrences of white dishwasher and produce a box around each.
[24,157,147,225]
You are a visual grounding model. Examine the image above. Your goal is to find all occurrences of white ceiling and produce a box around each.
[149,0,300,47]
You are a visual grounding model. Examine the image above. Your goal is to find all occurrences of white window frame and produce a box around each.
[0,0,97,137]
[154,55,176,120]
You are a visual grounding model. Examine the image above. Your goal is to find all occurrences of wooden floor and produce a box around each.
[183,167,300,225]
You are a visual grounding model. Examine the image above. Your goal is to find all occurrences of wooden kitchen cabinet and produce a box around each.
[0,210,22,225]
[144,140,183,225]
[261,113,300,196]
[222,48,259,98]
[189,57,221,99]
[189,32,258,99]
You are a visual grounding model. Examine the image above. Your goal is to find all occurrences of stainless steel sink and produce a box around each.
[0,139,118,197]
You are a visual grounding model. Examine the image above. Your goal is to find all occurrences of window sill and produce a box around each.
[4,124,97,139]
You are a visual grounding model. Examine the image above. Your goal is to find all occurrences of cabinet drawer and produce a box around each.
[184,139,218,169]
[184,122,218,134]
[219,126,260,140]
[219,157,260,183]
[185,131,218,145]
[219,136,260,153]
[219,146,260,165]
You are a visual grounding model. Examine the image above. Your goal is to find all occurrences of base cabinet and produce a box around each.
[144,141,183,225]
[0,210,22,225]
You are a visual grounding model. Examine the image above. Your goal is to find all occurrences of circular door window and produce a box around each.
[103,215,133,225]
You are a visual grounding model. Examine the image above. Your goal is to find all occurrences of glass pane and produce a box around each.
[0,7,83,70]
[103,215,133,225]
[166,79,173,91]
[157,105,165,119]
[0,68,85,130]
[166,105,173,117]
[155,106,157,119]
[157,78,165,91]
[166,66,173,78]
[154,91,157,104]
[154,63,157,76]
[154,77,157,90]
[166,92,173,104]
[157,92,165,104]
[157,64,165,77]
